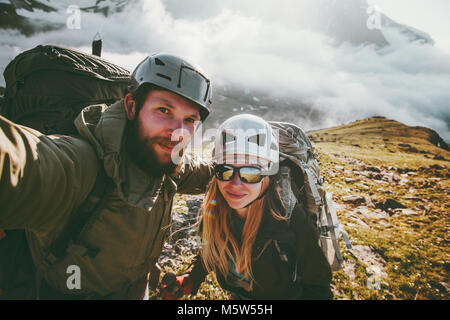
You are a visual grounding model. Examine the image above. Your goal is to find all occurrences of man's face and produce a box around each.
[125,89,201,176]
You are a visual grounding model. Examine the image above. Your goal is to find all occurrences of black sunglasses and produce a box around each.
[214,164,265,184]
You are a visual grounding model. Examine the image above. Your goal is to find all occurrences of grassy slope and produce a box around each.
[309,117,449,299]
[153,116,449,300]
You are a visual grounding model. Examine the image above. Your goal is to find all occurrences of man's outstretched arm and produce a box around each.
[173,153,214,195]
[0,115,98,232]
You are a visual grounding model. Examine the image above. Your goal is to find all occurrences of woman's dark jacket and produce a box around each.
[188,203,333,300]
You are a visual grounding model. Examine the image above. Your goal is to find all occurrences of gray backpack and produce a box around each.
[269,121,352,271]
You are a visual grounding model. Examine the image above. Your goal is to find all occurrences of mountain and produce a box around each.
[309,116,449,152]
[204,85,321,131]
[0,0,59,35]
[0,0,435,48]
[78,0,129,16]
[317,0,434,47]
[0,0,130,35]
[0,0,444,143]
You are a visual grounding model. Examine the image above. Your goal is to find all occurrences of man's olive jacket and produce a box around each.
[0,100,214,298]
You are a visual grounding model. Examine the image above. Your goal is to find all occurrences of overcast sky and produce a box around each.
[0,0,449,140]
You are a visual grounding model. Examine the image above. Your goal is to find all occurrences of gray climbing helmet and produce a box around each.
[128,53,212,120]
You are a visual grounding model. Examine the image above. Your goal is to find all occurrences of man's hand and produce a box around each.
[160,272,193,300]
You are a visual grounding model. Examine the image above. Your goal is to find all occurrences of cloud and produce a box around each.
[0,0,449,141]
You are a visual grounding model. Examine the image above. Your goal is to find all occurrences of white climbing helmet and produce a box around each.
[213,114,279,175]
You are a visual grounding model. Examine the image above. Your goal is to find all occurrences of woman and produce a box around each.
[163,114,332,300]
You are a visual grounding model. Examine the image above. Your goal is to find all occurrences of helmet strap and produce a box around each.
[241,178,273,209]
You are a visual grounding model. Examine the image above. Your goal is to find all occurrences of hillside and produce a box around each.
[308,116,449,299]
[152,116,449,300]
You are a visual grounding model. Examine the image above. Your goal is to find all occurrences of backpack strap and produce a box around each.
[302,164,322,206]
[43,162,113,267]
[324,194,352,250]
[279,166,298,221]
[273,238,301,287]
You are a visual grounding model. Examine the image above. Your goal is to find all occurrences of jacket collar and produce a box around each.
[74,100,175,209]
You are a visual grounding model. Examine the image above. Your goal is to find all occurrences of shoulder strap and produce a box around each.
[279,166,298,221]
[43,162,112,267]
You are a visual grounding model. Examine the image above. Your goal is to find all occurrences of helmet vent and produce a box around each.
[248,134,266,147]
[222,132,236,146]
[156,73,172,81]
[155,58,165,66]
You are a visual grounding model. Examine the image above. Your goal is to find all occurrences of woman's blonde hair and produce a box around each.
[199,175,286,280]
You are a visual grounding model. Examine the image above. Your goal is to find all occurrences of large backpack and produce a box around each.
[0,44,129,299]
[268,121,352,272]
[1,44,130,135]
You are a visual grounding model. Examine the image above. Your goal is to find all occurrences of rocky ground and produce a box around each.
[150,116,449,300]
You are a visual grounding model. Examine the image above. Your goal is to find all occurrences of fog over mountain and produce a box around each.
[0,0,449,142]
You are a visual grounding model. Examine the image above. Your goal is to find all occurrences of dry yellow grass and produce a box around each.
[309,117,449,300]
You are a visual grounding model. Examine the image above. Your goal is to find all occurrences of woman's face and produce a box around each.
[217,163,266,211]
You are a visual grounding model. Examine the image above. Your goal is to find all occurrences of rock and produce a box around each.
[327,170,336,177]
[355,206,389,220]
[355,206,371,216]
[404,195,421,201]
[363,196,375,208]
[349,245,388,279]
[439,282,450,294]
[398,144,420,153]
[186,198,203,215]
[383,198,406,210]
[396,167,415,174]
[345,177,359,183]
[357,183,370,191]
[159,195,208,271]
[343,195,366,206]
[334,202,347,213]
[381,172,402,183]
[429,164,445,170]
[433,155,446,161]
[418,180,436,188]
[393,208,419,216]
[364,165,382,173]
[369,172,383,180]
[375,188,392,195]
[342,259,357,281]
[349,216,370,228]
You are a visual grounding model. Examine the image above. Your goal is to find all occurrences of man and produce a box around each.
[0,53,214,299]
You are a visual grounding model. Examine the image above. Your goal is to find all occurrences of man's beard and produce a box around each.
[125,118,182,178]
